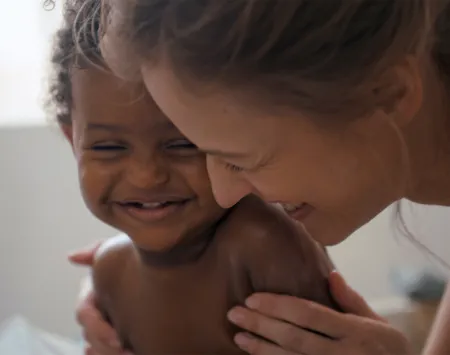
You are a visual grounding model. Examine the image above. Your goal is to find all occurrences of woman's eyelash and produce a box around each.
[224,162,244,172]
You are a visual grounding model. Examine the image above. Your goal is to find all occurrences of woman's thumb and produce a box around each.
[68,241,102,266]
[329,271,385,321]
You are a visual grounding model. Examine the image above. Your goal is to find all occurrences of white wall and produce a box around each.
[0,125,117,339]
[0,0,62,125]
[1,124,450,338]
[330,204,450,301]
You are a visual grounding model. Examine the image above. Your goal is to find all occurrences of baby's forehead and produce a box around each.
[71,66,144,97]
[71,68,177,131]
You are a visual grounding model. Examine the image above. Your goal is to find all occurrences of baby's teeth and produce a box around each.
[141,202,163,208]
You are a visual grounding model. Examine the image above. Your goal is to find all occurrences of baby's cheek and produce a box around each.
[175,162,207,187]
[191,171,216,199]
[183,167,223,212]
[78,163,109,208]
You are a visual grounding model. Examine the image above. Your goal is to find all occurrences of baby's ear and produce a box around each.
[60,123,74,146]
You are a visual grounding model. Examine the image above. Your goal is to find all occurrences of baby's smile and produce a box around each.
[114,197,193,224]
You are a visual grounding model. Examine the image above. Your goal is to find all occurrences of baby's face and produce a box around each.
[66,68,225,252]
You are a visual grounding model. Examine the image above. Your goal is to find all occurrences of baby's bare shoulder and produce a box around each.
[224,197,336,309]
[95,234,134,267]
[93,234,135,293]
[224,195,306,248]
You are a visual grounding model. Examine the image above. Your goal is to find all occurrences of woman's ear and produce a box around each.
[373,56,423,127]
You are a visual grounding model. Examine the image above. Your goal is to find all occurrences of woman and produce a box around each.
[74,0,450,354]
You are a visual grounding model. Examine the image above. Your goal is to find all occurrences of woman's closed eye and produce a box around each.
[222,152,274,174]
[224,162,245,173]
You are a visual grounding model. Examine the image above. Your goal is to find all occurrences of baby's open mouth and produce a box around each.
[115,198,192,222]
[119,201,187,209]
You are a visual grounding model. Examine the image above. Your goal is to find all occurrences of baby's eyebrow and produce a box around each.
[159,120,178,130]
[86,123,129,132]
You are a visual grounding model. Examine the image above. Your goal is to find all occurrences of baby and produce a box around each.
[49,1,340,354]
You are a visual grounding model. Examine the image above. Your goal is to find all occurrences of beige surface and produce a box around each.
[373,298,440,354]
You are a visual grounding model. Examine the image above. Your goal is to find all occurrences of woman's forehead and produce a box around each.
[143,66,252,137]
[99,0,143,82]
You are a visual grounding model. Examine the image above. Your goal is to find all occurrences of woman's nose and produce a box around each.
[206,156,253,208]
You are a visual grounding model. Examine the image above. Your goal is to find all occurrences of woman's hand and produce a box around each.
[227,271,412,355]
[69,243,133,355]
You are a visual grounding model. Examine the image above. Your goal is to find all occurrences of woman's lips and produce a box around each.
[281,202,314,221]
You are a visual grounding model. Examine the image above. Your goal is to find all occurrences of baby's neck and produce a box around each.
[136,210,231,267]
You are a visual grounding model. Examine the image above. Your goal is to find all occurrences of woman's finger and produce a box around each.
[77,276,94,307]
[229,306,336,354]
[84,344,95,355]
[83,336,122,355]
[77,305,121,350]
[242,293,348,338]
[234,332,297,355]
[329,271,384,321]
[68,241,103,266]
[85,343,132,355]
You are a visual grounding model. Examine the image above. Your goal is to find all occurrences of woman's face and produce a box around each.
[141,63,407,246]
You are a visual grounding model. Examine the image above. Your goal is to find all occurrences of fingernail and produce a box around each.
[234,332,253,350]
[227,309,244,324]
[67,251,78,260]
[245,295,259,309]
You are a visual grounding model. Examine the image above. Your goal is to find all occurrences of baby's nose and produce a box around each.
[126,157,170,188]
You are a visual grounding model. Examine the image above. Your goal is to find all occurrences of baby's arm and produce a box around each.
[92,234,134,348]
[240,206,338,310]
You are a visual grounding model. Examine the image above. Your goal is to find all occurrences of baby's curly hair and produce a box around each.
[47,0,103,125]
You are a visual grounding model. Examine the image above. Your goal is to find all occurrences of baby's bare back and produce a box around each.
[93,196,338,354]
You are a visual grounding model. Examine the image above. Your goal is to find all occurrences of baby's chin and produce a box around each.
[128,229,214,266]
[132,236,182,254]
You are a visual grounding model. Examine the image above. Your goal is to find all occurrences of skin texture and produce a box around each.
[140,57,450,247]
[69,40,450,355]
[88,1,450,352]
[67,68,225,253]
[73,252,411,355]
[69,54,448,355]
[69,1,450,353]
[66,67,340,354]
[93,197,337,354]
[129,55,447,354]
